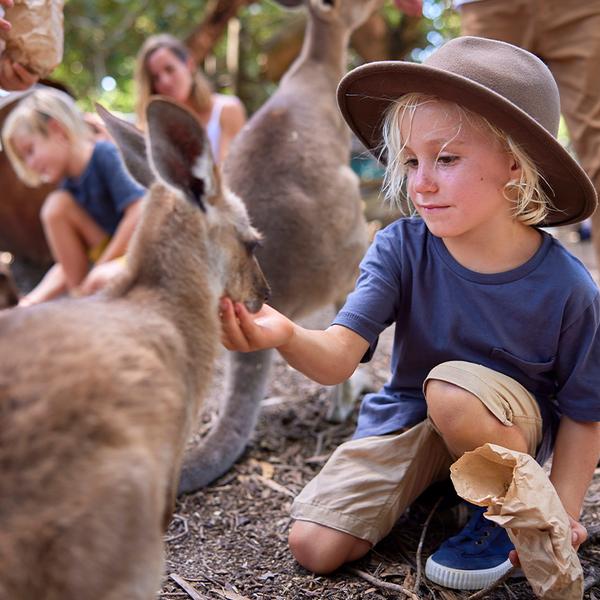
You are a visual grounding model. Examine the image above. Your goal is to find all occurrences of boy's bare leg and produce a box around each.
[425,380,528,456]
[19,263,67,305]
[41,191,107,291]
[288,521,371,574]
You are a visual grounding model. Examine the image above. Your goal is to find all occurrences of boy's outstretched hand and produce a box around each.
[220,298,294,353]
[509,515,587,566]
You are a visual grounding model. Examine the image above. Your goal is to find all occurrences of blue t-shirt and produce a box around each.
[60,141,146,235]
[334,218,600,456]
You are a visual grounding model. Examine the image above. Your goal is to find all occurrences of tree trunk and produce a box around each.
[185,0,252,63]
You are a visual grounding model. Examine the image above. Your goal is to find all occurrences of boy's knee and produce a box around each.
[40,190,73,224]
[288,521,370,574]
[425,379,474,433]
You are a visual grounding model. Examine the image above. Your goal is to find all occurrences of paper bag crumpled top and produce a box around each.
[450,443,583,599]
[0,0,64,78]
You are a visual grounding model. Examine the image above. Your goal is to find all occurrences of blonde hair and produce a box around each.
[2,88,91,187]
[134,34,213,129]
[381,93,554,226]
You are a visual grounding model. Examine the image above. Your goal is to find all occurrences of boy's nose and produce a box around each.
[413,165,438,193]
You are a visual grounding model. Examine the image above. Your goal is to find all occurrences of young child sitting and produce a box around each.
[220,36,600,591]
[1,88,146,305]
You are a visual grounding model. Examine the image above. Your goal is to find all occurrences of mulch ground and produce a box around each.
[160,315,600,600]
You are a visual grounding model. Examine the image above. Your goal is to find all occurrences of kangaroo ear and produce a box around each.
[95,103,154,189]
[146,97,218,212]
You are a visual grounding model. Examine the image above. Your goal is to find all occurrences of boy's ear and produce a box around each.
[509,155,522,180]
[95,103,154,189]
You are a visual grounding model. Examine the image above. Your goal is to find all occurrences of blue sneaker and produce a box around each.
[425,505,514,590]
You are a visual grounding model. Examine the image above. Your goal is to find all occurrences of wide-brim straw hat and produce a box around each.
[337,36,597,227]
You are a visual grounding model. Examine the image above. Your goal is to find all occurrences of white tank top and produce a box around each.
[206,94,226,162]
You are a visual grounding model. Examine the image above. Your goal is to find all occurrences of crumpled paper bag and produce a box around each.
[0,0,64,77]
[450,443,583,599]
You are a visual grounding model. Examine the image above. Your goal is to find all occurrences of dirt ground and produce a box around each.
[158,230,600,600]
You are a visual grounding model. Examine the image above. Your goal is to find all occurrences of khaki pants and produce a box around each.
[459,0,600,269]
[290,361,543,545]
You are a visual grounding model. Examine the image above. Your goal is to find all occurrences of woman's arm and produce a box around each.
[218,99,246,163]
[221,299,370,385]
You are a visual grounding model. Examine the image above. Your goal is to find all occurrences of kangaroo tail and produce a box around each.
[177,349,273,494]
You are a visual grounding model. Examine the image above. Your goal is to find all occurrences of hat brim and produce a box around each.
[337,61,597,227]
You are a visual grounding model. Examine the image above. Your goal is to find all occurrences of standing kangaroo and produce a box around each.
[0,98,268,600]
[179,0,382,493]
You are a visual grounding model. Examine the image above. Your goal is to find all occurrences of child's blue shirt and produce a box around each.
[334,218,600,458]
[60,141,146,235]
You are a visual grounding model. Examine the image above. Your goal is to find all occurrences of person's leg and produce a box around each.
[19,263,67,305]
[40,190,107,291]
[422,361,543,590]
[289,420,453,573]
[288,523,371,574]
[424,361,542,458]
[534,0,600,273]
[425,380,529,456]
[458,0,534,49]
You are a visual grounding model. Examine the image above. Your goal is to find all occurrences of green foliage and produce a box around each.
[58,0,213,110]
[57,0,458,115]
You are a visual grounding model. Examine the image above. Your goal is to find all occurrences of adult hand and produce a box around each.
[0,0,13,30]
[0,56,39,90]
[509,515,588,566]
[219,298,294,352]
[394,0,423,17]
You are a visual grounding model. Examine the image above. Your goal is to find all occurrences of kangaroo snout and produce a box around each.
[245,278,271,314]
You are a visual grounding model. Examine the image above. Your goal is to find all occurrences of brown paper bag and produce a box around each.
[450,443,583,599]
[0,0,64,78]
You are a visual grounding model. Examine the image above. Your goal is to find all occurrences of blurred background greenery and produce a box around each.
[55,0,460,114]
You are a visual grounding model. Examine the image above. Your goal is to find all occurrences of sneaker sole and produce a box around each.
[425,556,513,590]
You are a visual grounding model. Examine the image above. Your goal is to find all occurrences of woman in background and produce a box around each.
[135,33,246,164]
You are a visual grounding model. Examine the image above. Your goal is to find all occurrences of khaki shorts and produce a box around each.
[290,361,543,545]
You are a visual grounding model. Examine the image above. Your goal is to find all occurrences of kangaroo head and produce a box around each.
[96,98,270,313]
[273,0,384,29]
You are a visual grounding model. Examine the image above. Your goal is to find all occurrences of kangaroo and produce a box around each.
[0,262,19,309]
[178,0,383,494]
[0,98,268,600]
